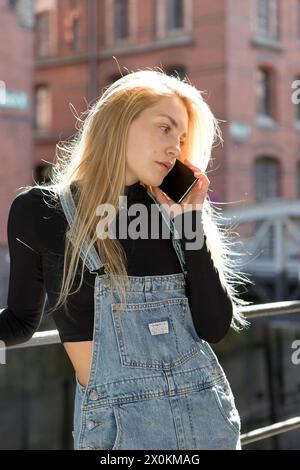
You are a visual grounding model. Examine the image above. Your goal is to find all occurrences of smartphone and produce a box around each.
[158,159,198,204]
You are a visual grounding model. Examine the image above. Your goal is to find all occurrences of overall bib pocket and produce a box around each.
[111,297,199,370]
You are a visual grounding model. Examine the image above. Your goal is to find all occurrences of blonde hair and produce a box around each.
[22,68,253,331]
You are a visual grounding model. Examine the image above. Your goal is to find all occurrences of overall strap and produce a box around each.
[57,184,106,275]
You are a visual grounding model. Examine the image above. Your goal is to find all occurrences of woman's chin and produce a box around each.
[143,176,164,188]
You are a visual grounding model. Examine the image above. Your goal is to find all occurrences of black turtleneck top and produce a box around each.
[0,182,233,346]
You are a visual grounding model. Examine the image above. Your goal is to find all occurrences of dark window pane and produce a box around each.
[254,157,279,257]
[70,17,80,51]
[36,12,50,57]
[257,0,269,33]
[256,68,272,116]
[254,157,279,202]
[34,85,51,130]
[167,0,184,30]
[115,0,129,39]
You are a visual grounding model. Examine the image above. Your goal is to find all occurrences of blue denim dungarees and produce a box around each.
[58,185,241,450]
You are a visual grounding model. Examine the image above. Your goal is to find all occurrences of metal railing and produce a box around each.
[3,299,300,448]
[241,416,300,446]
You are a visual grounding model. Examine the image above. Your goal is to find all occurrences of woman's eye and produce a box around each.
[160,125,184,145]
[160,125,171,134]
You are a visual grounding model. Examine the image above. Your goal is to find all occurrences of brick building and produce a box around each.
[0,0,299,450]
[34,0,300,208]
[0,0,34,299]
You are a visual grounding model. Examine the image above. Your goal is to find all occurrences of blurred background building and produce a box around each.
[0,0,34,298]
[0,0,300,449]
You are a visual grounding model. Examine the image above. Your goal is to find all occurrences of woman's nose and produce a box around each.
[168,142,181,157]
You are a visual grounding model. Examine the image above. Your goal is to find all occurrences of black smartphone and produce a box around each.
[158,159,198,204]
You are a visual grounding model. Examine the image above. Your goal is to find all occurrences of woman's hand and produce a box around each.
[151,159,210,220]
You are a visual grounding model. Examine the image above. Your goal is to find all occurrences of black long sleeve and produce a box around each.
[173,210,233,343]
[0,194,47,347]
[0,184,233,346]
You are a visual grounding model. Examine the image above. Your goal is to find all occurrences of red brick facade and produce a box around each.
[0,0,34,244]
[34,0,300,210]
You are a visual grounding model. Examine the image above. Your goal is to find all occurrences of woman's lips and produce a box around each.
[156,162,169,171]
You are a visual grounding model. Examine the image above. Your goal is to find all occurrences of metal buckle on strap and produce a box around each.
[89,266,106,275]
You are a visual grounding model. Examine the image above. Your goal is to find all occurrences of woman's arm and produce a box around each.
[174,210,233,343]
[0,192,46,347]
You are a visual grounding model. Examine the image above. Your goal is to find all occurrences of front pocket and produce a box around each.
[80,406,121,450]
[211,381,241,436]
[111,297,199,370]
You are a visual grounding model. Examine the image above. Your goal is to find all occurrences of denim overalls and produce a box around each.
[58,184,241,450]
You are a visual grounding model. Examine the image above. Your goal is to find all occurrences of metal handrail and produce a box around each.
[5,300,300,349]
[239,300,300,319]
[241,417,300,445]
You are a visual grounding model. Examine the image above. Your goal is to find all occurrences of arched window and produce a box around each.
[254,156,280,202]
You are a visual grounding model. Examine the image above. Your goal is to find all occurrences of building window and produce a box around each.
[254,156,280,257]
[8,0,18,10]
[35,11,50,57]
[64,0,81,52]
[165,65,186,81]
[70,16,80,51]
[155,0,192,41]
[115,0,129,39]
[256,68,273,117]
[254,157,279,202]
[34,85,51,131]
[167,0,184,31]
[256,0,279,40]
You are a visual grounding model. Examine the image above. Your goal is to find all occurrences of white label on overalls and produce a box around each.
[148,321,169,335]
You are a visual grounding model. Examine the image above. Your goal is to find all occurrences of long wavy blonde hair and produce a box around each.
[23,68,253,331]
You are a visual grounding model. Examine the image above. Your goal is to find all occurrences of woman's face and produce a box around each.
[125,95,189,187]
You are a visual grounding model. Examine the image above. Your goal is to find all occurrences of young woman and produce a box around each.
[0,69,251,450]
